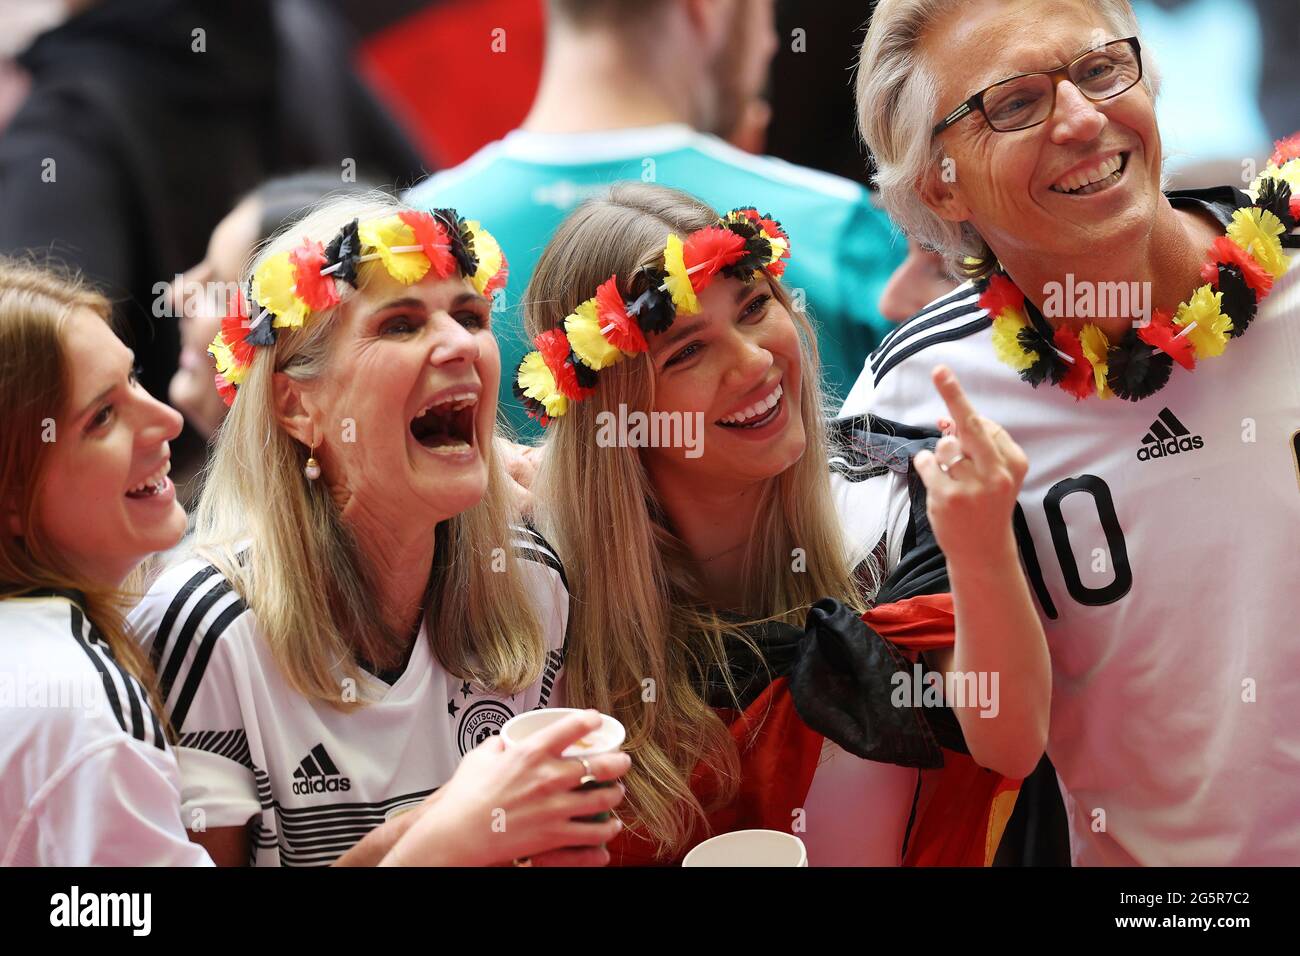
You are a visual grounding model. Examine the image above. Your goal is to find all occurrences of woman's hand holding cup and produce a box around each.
[381,709,629,867]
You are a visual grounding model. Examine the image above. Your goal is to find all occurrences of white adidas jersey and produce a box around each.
[0,594,211,866]
[840,242,1300,865]
[127,528,568,866]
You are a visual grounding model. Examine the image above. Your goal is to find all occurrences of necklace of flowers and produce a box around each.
[979,135,1300,401]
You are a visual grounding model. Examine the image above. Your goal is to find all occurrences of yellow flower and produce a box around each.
[1078,324,1113,399]
[565,298,625,370]
[1227,207,1288,280]
[1251,158,1300,201]
[252,253,311,329]
[765,235,790,267]
[991,309,1036,372]
[358,215,431,285]
[466,221,503,295]
[207,333,247,385]
[517,351,567,418]
[662,234,699,315]
[1174,284,1233,359]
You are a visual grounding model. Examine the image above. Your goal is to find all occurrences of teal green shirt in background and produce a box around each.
[405,123,904,439]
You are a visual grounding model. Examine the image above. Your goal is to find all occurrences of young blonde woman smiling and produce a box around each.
[520,183,1050,865]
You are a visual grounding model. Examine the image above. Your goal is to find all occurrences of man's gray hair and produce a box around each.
[855,0,1159,278]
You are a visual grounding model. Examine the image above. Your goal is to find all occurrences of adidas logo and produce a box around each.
[291,743,351,795]
[1136,407,1204,462]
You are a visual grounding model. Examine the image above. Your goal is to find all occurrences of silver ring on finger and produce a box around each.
[938,452,968,475]
[574,755,597,786]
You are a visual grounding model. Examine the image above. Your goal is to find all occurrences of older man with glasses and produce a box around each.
[841,0,1300,865]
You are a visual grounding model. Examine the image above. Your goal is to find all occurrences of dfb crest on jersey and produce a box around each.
[458,699,515,755]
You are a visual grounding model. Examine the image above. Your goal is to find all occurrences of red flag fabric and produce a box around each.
[608,594,1020,866]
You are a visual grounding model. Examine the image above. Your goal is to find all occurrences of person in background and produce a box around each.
[0,0,423,403]
[406,0,904,438]
[168,173,384,443]
[878,238,961,324]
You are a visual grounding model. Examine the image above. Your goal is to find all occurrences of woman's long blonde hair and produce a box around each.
[189,193,547,704]
[0,256,161,714]
[525,184,877,856]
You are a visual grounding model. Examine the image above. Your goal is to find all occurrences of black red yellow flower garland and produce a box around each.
[514,208,791,424]
[208,208,507,405]
[981,134,1300,401]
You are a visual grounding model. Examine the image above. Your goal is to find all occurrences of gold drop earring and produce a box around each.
[304,443,321,481]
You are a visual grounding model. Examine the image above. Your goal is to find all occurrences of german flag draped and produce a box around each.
[607,418,1021,866]
[606,593,1019,866]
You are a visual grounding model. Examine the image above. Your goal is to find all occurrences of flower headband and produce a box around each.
[208,208,508,406]
[514,207,791,425]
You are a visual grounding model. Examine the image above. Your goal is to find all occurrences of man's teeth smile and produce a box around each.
[409,391,478,453]
[718,383,783,428]
[1050,153,1127,195]
[125,461,171,498]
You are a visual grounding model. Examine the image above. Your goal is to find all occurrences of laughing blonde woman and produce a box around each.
[129,195,627,866]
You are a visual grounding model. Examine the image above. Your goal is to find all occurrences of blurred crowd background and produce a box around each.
[2,0,1294,431]
[0,0,1295,866]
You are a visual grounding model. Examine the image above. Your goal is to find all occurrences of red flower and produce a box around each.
[683,227,747,291]
[535,328,594,401]
[595,276,647,354]
[483,249,509,296]
[398,210,457,279]
[289,238,339,311]
[1137,309,1196,371]
[215,373,237,407]
[221,292,256,369]
[758,215,789,247]
[979,272,1025,318]
[1053,326,1094,400]
[1269,133,1300,166]
[1201,236,1273,300]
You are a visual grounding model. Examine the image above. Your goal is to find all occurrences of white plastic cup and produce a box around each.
[500,708,626,822]
[681,829,808,867]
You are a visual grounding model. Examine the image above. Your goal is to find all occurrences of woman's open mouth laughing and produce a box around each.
[409,389,479,460]
[124,459,175,505]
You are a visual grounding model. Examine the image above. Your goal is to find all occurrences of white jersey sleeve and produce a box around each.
[511,524,570,703]
[128,563,263,832]
[1,595,211,867]
[839,282,984,430]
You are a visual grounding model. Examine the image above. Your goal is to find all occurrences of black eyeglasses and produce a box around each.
[931,37,1143,138]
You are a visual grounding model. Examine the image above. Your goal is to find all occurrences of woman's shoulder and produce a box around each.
[0,594,168,757]
[508,524,569,654]
[128,553,264,738]
[129,553,259,665]
[510,524,569,594]
[0,592,80,647]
